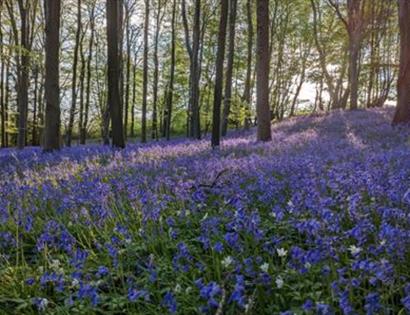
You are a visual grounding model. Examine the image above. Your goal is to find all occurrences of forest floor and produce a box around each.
[0,107,410,314]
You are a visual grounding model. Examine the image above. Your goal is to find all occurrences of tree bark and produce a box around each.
[221,0,237,137]
[211,0,229,148]
[81,0,96,144]
[394,0,410,124]
[106,0,125,148]
[16,0,31,149]
[152,0,162,140]
[189,0,201,140]
[141,0,149,143]
[242,0,253,129]
[0,2,5,148]
[43,0,61,152]
[256,0,271,142]
[348,36,360,110]
[131,51,137,138]
[78,39,86,145]
[32,64,39,145]
[67,0,82,147]
[124,1,134,139]
[164,0,176,141]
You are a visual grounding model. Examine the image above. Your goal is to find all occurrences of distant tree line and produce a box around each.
[0,0,409,151]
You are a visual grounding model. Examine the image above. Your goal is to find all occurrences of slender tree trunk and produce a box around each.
[211,0,229,148]
[32,65,39,145]
[38,71,44,144]
[394,0,410,124]
[243,0,253,129]
[190,0,201,139]
[106,0,125,148]
[124,6,131,139]
[164,0,176,141]
[256,0,271,142]
[152,0,162,140]
[141,0,149,143]
[78,42,86,144]
[349,38,360,110]
[118,1,124,127]
[16,1,30,149]
[130,52,137,138]
[181,0,192,137]
[4,37,10,147]
[0,4,5,148]
[43,0,61,152]
[81,1,96,144]
[67,0,82,146]
[221,0,237,137]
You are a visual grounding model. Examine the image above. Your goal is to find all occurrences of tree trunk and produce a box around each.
[124,4,131,139]
[164,0,176,141]
[256,0,271,142]
[243,0,253,129]
[349,38,360,110]
[0,4,5,148]
[43,0,61,152]
[4,34,10,147]
[131,52,137,138]
[17,0,30,149]
[394,0,410,124]
[221,0,237,137]
[81,0,96,144]
[211,0,229,148]
[67,0,82,147]
[190,0,201,139]
[152,0,162,140]
[141,0,149,143]
[32,65,39,145]
[106,0,125,148]
[78,41,86,145]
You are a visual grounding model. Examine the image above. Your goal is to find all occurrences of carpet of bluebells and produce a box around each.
[1,108,410,314]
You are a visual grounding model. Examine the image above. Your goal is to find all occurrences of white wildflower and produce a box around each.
[72,278,80,287]
[277,248,288,257]
[260,262,269,273]
[50,259,60,270]
[275,276,284,289]
[348,245,362,255]
[175,284,182,293]
[244,303,250,312]
[222,256,233,268]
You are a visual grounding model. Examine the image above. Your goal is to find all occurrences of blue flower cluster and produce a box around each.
[0,108,409,314]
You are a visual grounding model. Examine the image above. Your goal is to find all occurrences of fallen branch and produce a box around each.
[197,169,230,189]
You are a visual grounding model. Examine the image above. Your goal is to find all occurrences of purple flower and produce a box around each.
[128,288,150,302]
[161,291,177,314]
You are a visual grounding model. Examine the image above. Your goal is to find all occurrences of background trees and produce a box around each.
[0,0,405,150]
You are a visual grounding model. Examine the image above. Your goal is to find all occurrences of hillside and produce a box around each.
[0,108,410,314]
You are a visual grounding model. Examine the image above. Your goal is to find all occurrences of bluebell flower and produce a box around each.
[230,275,246,308]
[364,292,381,315]
[128,288,150,302]
[161,291,177,314]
